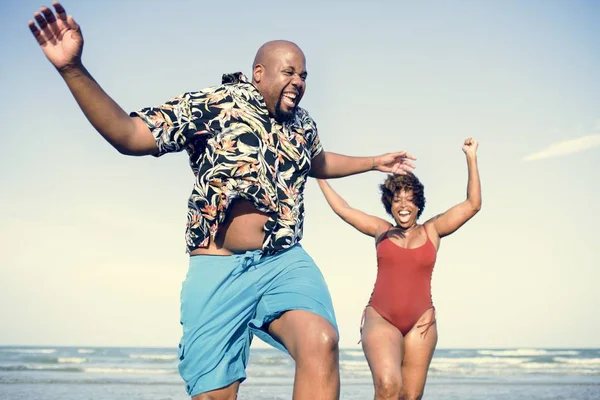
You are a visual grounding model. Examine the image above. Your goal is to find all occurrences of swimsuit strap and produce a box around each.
[422,224,430,241]
[376,225,394,246]
[384,225,393,238]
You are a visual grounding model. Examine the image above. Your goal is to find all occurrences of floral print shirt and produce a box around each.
[131,72,322,254]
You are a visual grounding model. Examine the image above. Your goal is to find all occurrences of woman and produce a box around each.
[317,138,481,400]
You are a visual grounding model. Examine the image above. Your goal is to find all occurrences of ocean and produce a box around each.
[0,346,598,399]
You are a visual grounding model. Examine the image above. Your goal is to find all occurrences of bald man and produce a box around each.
[29,3,416,399]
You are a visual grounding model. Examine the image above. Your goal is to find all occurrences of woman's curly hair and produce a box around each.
[380,172,426,219]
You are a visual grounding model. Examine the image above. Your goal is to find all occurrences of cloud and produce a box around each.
[523,134,600,161]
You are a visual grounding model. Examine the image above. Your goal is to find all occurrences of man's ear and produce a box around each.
[253,64,264,83]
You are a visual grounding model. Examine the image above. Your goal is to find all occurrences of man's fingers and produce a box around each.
[53,2,68,21]
[33,11,57,46]
[35,8,57,43]
[401,160,416,169]
[53,2,79,33]
[67,15,80,32]
[396,151,417,160]
[390,163,408,175]
[41,7,56,23]
[33,12,48,30]
[28,20,46,46]
[390,152,416,161]
[41,6,61,37]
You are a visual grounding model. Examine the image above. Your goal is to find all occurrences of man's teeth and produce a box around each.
[282,93,297,107]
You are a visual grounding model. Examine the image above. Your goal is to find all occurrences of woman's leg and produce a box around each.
[361,307,404,400]
[399,308,437,400]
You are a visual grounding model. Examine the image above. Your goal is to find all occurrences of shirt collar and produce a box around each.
[222,72,268,110]
[221,72,300,127]
[221,72,251,85]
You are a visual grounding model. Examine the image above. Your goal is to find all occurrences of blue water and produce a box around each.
[0,346,599,399]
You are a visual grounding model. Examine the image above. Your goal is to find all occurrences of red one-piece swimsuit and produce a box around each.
[367,226,437,336]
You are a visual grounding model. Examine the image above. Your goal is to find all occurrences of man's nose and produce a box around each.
[291,75,304,89]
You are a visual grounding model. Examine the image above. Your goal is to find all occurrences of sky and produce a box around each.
[1,0,599,350]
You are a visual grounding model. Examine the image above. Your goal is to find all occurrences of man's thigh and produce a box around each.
[179,253,260,397]
[249,245,338,352]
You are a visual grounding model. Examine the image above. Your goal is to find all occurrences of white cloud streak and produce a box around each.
[524,134,600,161]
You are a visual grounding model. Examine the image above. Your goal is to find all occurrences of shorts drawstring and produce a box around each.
[231,250,263,276]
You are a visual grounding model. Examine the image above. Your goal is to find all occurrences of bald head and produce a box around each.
[252,40,308,123]
[253,40,305,71]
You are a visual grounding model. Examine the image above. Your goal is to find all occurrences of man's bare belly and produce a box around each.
[189,199,271,256]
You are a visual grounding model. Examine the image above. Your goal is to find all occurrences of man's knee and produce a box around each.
[293,318,339,362]
[374,374,402,398]
[399,390,423,400]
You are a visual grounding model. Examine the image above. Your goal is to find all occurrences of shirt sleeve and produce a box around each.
[130,87,227,157]
[305,114,323,159]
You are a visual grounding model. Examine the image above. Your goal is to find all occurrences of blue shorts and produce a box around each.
[177,244,338,397]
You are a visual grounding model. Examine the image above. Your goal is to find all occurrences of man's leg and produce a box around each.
[248,245,340,400]
[179,253,260,398]
[269,310,340,400]
[191,382,240,400]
